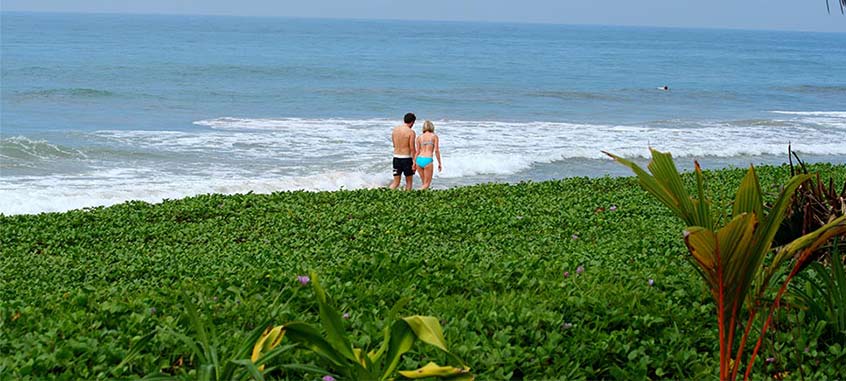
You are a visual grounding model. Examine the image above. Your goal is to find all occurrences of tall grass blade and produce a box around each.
[232,359,266,381]
[309,272,357,363]
[180,291,220,377]
[381,320,417,380]
[374,297,411,361]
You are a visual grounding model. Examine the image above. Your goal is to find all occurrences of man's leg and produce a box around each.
[404,175,413,190]
[390,158,402,189]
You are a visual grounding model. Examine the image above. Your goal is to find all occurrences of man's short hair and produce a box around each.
[404,113,416,124]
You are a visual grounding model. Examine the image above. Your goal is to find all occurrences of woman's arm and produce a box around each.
[434,135,442,172]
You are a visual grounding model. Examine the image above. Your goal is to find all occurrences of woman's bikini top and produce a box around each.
[419,134,435,147]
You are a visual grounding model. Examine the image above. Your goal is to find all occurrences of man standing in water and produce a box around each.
[389,113,417,190]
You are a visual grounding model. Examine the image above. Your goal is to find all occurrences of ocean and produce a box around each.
[2,12,845,215]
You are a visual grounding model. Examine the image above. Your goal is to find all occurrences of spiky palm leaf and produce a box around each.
[607,148,846,380]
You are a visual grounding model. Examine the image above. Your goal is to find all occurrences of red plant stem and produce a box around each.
[730,309,758,381]
[725,294,740,379]
[743,266,802,381]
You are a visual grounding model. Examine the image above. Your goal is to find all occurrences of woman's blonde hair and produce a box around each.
[422,120,435,133]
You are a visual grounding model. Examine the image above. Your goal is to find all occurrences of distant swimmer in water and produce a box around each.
[660,85,669,91]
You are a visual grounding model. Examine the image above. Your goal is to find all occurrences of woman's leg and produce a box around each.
[417,163,425,185]
[422,164,434,189]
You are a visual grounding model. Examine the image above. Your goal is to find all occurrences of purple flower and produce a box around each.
[563,271,570,278]
[648,279,655,287]
[766,357,775,363]
[561,323,573,329]
[342,312,350,320]
[297,275,310,286]
[322,376,336,381]
[609,205,618,211]
[804,347,810,353]
[150,307,157,315]
[576,265,585,274]
[571,234,579,240]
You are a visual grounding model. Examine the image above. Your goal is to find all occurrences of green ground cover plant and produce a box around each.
[2,164,846,380]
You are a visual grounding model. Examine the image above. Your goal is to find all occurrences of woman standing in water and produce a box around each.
[414,120,442,190]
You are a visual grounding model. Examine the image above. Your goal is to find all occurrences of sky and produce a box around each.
[2,0,845,33]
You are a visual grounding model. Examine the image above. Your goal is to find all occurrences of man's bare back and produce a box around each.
[392,125,415,157]
[390,113,417,190]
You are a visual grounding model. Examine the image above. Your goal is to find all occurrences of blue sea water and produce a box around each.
[2,12,845,214]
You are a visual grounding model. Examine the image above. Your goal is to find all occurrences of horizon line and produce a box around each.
[2,9,845,35]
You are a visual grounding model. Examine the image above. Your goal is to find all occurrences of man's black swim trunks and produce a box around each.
[392,157,414,177]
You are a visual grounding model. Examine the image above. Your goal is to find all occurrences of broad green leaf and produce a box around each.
[715,212,758,316]
[684,212,758,336]
[647,149,696,223]
[224,318,275,380]
[353,348,368,368]
[250,344,298,370]
[685,226,717,288]
[605,149,711,227]
[381,320,417,380]
[373,297,412,365]
[250,325,285,370]
[603,151,686,220]
[731,166,763,219]
[283,321,347,367]
[398,362,472,379]
[402,315,449,353]
[693,161,713,229]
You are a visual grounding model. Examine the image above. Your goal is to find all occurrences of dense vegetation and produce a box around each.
[2,164,845,380]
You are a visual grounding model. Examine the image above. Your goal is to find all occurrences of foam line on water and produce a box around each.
[0,170,387,215]
[3,112,845,214]
[770,111,846,118]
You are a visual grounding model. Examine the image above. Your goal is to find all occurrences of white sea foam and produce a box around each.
[769,111,846,129]
[0,136,88,161]
[3,113,845,215]
[770,111,846,118]
[0,170,387,215]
